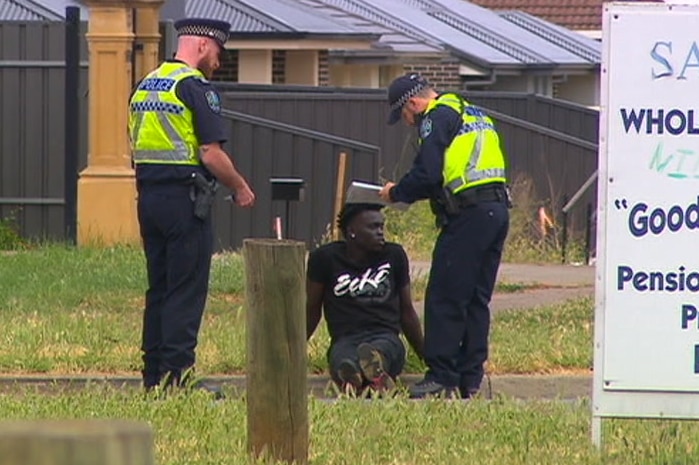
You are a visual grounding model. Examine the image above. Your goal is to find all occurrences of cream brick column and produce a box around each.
[238,50,273,84]
[285,50,319,85]
[78,0,161,245]
[133,0,164,83]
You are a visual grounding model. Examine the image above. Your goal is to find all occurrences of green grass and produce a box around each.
[490,298,593,374]
[410,272,540,303]
[0,245,593,376]
[0,386,697,465]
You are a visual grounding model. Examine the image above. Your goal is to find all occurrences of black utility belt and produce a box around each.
[454,184,507,208]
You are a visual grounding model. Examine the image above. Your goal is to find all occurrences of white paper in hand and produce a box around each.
[345,181,409,211]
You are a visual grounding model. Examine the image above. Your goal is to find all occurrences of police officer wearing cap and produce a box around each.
[379,74,510,399]
[128,18,255,391]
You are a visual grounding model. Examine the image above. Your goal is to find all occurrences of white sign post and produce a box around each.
[594,1,699,446]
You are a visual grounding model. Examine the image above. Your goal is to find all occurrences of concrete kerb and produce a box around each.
[0,373,592,400]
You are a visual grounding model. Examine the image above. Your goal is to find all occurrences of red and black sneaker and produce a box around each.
[337,359,363,395]
[357,342,396,392]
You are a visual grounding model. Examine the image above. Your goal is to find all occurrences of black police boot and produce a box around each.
[409,378,457,399]
[459,386,480,399]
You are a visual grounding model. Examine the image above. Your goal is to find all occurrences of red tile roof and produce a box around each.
[468,0,664,31]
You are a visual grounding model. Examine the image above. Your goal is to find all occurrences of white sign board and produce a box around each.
[594,2,699,439]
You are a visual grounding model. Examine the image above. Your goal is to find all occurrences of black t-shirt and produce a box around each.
[134,60,228,185]
[307,241,410,340]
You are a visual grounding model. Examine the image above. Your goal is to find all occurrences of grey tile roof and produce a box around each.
[427,0,600,65]
[0,0,88,20]
[185,0,280,33]
[497,10,601,63]
[296,0,443,55]
[0,0,64,20]
[184,0,380,37]
[315,0,600,68]
[317,0,446,50]
[3,0,601,70]
[383,0,599,67]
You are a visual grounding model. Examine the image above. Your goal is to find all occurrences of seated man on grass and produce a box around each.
[306,202,424,393]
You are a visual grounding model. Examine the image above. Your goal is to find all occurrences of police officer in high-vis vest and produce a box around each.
[129,18,255,392]
[379,73,510,399]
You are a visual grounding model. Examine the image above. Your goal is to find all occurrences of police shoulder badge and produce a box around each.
[204,90,221,114]
[420,117,433,139]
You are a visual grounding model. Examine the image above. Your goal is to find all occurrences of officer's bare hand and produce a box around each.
[379,182,396,202]
[235,184,255,207]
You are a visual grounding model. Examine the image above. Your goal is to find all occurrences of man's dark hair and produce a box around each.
[336,203,384,238]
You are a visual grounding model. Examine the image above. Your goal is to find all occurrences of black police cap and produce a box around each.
[386,73,431,125]
[174,18,231,49]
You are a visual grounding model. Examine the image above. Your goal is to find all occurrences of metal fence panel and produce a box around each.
[212,110,380,250]
[221,92,416,179]
[464,92,599,143]
[0,20,88,240]
[220,90,598,238]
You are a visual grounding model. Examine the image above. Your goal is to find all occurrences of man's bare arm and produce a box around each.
[199,142,255,207]
[306,279,324,341]
[398,283,424,360]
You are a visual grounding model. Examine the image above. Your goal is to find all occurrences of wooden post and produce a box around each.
[332,152,349,241]
[243,239,308,465]
[0,420,154,465]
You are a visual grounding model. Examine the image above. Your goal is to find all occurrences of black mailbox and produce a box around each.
[270,177,305,239]
[270,177,305,202]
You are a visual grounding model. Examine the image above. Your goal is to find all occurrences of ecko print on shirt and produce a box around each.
[333,262,392,300]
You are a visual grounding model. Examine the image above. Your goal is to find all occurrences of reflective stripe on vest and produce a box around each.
[447,117,506,192]
[129,65,200,164]
[424,94,506,193]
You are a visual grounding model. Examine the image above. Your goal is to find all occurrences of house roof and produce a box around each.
[295,0,444,56]
[181,0,382,40]
[3,0,602,72]
[466,0,664,31]
[0,0,63,20]
[314,0,600,69]
[0,0,88,20]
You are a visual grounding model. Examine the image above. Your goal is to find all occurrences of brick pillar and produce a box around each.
[318,50,329,86]
[272,50,285,84]
[285,50,318,85]
[78,0,162,245]
[238,50,272,84]
[133,1,164,83]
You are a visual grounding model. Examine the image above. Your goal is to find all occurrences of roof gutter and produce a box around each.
[328,53,447,66]
[462,70,498,88]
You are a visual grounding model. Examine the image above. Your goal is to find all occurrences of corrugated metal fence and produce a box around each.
[0,20,88,239]
[221,86,599,241]
[0,19,599,251]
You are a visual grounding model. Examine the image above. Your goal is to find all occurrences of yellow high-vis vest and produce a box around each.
[129,62,203,166]
[421,93,507,193]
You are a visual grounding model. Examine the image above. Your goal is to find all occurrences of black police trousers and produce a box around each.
[423,192,509,391]
[137,184,213,388]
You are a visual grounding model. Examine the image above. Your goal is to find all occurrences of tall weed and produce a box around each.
[0,211,27,250]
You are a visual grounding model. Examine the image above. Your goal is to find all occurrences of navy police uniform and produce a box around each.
[386,74,510,398]
[129,18,231,388]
